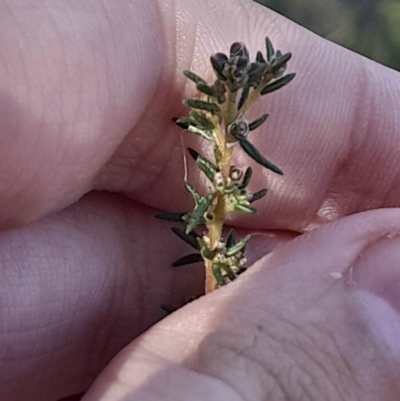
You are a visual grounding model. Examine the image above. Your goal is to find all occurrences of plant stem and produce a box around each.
[204,112,235,294]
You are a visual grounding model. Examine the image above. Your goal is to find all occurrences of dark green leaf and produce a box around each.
[230,42,249,60]
[186,193,216,233]
[260,73,295,95]
[265,37,275,62]
[161,304,177,314]
[173,117,189,129]
[226,234,251,257]
[271,53,292,74]
[226,229,236,248]
[154,211,186,222]
[237,267,247,275]
[238,86,250,110]
[249,113,269,131]
[187,147,199,161]
[183,70,207,85]
[233,203,256,214]
[256,51,266,63]
[188,148,218,182]
[247,62,267,88]
[210,53,228,80]
[196,83,216,97]
[249,188,267,203]
[213,80,227,103]
[172,253,203,267]
[239,138,283,175]
[184,99,221,113]
[240,167,253,188]
[171,227,200,250]
[191,111,215,130]
[185,182,202,205]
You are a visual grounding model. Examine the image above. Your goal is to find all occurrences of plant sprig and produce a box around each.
[156,37,295,293]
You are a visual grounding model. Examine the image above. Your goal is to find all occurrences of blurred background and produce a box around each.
[255,0,400,71]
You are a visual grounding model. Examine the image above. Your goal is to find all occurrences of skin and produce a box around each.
[1,0,400,400]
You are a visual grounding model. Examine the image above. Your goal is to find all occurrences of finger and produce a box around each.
[83,208,400,401]
[0,0,162,228]
[1,0,400,233]
[0,192,204,401]
[0,190,292,401]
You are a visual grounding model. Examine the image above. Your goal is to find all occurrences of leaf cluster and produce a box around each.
[157,37,295,291]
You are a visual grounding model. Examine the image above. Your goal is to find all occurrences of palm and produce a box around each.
[1,0,400,400]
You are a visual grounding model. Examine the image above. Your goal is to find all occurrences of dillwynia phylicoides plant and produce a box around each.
[156,37,295,294]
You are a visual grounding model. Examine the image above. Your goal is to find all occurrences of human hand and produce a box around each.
[1,0,400,400]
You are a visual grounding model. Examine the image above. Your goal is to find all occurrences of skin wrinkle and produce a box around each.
[178,286,356,400]
[2,0,400,228]
[0,1,400,398]
[84,263,124,378]
[345,61,399,211]
[255,321,346,400]
[0,3,164,230]
[308,321,356,380]
[200,333,290,401]
[189,326,290,401]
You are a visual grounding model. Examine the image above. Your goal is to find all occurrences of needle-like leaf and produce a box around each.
[171,227,200,250]
[226,234,251,257]
[260,73,295,95]
[239,138,283,175]
[172,253,203,267]
[154,212,186,222]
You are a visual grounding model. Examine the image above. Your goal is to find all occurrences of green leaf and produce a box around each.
[184,99,221,113]
[154,211,186,222]
[212,262,226,286]
[223,184,238,194]
[187,125,216,142]
[184,182,202,205]
[226,234,251,257]
[233,203,256,214]
[171,227,200,250]
[239,138,283,175]
[260,73,295,95]
[183,70,207,85]
[265,37,275,62]
[188,148,218,182]
[172,253,203,267]
[249,114,269,131]
[196,83,216,97]
[191,111,215,130]
[186,193,216,233]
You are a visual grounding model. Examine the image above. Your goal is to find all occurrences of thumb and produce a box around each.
[82,209,400,401]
